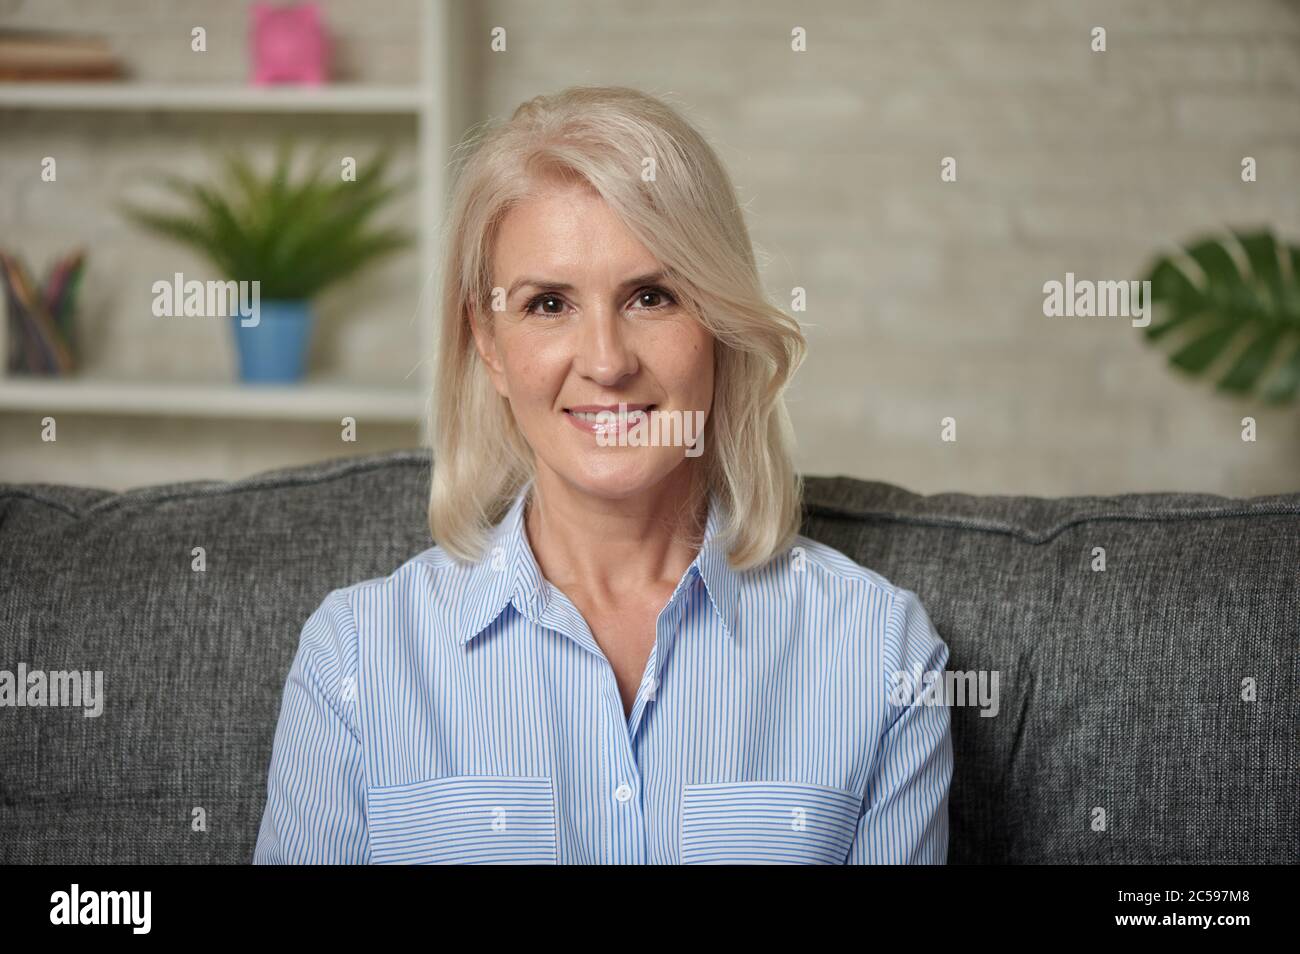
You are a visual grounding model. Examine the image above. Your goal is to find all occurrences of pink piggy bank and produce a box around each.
[251,2,329,86]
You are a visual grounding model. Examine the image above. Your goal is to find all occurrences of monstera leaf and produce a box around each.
[1141,230,1300,404]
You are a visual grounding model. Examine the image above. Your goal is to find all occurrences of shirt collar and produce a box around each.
[456,479,739,645]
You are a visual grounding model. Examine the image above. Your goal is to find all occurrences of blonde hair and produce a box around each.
[428,85,807,571]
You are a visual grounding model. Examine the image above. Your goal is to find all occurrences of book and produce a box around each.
[0,30,123,82]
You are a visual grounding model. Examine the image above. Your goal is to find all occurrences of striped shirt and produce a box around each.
[254,479,953,864]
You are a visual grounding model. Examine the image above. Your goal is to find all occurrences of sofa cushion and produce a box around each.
[0,449,1295,863]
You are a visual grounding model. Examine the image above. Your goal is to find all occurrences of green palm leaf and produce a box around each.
[1140,230,1300,403]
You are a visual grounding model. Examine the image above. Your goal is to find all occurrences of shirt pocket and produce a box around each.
[367,774,557,864]
[679,780,862,864]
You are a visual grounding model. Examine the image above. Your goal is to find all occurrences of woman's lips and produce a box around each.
[563,404,656,435]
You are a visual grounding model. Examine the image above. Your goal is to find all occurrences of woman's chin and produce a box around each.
[550,456,690,501]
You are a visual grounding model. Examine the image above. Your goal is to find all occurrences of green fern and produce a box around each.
[118,138,414,301]
[1140,230,1300,404]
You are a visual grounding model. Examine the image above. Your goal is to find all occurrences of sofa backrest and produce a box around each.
[1,449,1295,863]
[804,474,1299,863]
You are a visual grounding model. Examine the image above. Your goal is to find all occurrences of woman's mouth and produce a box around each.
[563,404,656,435]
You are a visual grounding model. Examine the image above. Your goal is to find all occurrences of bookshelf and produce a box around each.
[0,0,451,430]
[0,83,427,114]
[0,375,425,422]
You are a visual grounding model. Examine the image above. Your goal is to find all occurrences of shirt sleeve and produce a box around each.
[253,590,371,864]
[845,587,954,864]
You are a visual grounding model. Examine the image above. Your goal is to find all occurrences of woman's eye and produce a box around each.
[524,294,566,317]
[633,287,676,310]
[523,287,676,317]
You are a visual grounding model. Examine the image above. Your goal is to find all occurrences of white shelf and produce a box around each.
[0,82,427,114]
[0,0,450,440]
[0,376,425,423]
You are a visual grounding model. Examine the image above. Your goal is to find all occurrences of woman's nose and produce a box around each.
[574,307,638,384]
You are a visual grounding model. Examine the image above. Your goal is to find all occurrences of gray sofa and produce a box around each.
[1,449,1295,864]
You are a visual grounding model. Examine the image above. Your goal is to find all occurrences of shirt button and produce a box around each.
[613,783,633,803]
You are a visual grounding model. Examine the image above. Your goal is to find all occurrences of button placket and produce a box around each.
[602,662,646,863]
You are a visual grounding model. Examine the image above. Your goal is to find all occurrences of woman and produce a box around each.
[255,85,952,865]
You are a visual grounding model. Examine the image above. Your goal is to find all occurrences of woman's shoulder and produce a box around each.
[782,532,910,599]
[777,533,941,647]
[304,541,481,632]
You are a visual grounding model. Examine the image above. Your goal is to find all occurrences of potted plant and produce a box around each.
[120,139,413,383]
[1140,229,1300,403]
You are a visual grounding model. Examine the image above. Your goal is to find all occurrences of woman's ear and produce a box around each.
[469,309,509,397]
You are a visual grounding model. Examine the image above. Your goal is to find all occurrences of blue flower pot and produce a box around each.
[231,299,314,383]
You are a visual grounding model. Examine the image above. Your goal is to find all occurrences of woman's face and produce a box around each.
[474,179,714,501]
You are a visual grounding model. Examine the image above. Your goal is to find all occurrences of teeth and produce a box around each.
[570,409,648,422]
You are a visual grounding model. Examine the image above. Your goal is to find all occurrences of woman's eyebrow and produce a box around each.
[506,271,667,299]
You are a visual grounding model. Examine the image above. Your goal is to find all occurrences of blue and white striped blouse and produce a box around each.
[254,479,953,864]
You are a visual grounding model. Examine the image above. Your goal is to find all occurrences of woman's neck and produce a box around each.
[523,465,708,602]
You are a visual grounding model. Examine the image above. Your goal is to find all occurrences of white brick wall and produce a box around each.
[1,0,1297,494]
